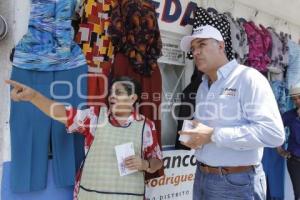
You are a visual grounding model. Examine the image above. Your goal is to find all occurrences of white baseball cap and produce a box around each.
[289,82,300,97]
[180,25,224,52]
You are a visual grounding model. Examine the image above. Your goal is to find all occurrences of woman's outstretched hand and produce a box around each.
[5,79,37,102]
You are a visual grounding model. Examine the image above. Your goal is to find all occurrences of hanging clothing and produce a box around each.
[267,27,287,81]
[262,147,285,200]
[109,0,162,76]
[75,0,115,73]
[243,22,272,73]
[261,80,288,200]
[1,161,73,200]
[224,12,249,64]
[9,66,87,192]
[9,0,88,193]
[64,107,163,199]
[74,0,115,111]
[270,80,289,114]
[263,40,288,199]
[287,40,300,89]
[13,0,86,71]
[189,7,234,60]
[279,32,289,69]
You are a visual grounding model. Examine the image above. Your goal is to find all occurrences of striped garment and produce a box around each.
[13,0,86,71]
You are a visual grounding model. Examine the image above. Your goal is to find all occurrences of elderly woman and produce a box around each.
[277,83,300,200]
[6,76,163,200]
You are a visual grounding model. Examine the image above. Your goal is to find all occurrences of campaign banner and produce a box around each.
[145,149,196,200]
[152,0,198,35]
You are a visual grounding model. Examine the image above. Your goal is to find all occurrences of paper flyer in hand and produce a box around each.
[179,120,194,143]
[115,142,137,176]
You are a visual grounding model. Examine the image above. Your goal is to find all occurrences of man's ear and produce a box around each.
[219,41,225,51]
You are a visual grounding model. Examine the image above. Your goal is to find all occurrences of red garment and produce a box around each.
[243,22,272,72]
[74,0,115,112]
[87,71,108,114]
[109,0,162,76]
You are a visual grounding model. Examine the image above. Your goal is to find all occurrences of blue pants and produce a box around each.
[1,161,73,200]
[270,80,288,114]
[193,162,266,200]
[9,66,87,192]
[262,148,285,199]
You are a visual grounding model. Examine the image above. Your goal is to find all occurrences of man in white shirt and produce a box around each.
[179,25,285,200]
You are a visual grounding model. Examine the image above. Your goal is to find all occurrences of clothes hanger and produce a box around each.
[207,7,218,14]
[237,17,247,24]
[269,17,280,31]
[248,9,259,22]
[205,0,218,15]
[278,19,292,39]
[205,0,217,10]
[283,20,292,39]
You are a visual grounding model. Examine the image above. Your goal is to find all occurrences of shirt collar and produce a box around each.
[201,59,238,82]
[109,110,143,127]
[217,59,238,79]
